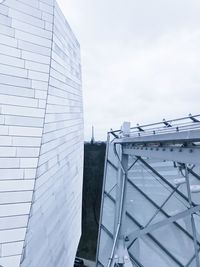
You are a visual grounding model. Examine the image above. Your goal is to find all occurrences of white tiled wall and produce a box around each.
[0,1,83,267]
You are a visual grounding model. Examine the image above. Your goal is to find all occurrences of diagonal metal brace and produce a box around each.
[127,204,200,241]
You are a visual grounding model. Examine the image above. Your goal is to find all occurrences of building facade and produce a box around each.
[0,1,83,267]
[96,119,200,267]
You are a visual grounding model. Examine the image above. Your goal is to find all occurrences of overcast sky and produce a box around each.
[57,0,200,140]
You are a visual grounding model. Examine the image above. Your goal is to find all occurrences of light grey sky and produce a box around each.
[57,0,200,140]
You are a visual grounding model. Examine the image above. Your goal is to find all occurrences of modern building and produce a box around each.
[0,1,83,267]
[96,117,200,267]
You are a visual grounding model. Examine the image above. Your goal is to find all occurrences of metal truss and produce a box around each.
[96,114,200,267]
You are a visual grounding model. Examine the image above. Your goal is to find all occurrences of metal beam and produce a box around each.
[126,179,200,247]
[97,118,200,267]
[105,156,199,240]
[127,212,184,267]
[185,248,200,267]
[100,221,144,267]
[108,159,118,170]
[127,186,178,250]
[105,180,199,250]
[188,168,200,181]
[107,144,130,267]
[127,204,200,241]
[129,252,145,267]
[97,260,104,267]
[126,212,184,267]
[101,224,114,239]
[137,157,193,205]
[109,115,200,136]
[104,188,200,267]
[116,129,200,145]
[123,145,200,165]
[184,165,200,267]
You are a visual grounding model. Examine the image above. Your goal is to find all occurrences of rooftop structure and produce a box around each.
[96,114,200,267]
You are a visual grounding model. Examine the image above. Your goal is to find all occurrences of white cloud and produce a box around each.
[57,0,200,140]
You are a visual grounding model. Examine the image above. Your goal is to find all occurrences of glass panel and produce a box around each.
[126,182,159,226]
[193,214,200,239]
[105,164,117,200]
[102,196,116,235]
[97,143,200,266]
[129,236,179,267]
[163,193,189,216]
[98,229,113,267]
[188,255,199,267]
[151,223,194,265]
[125,214,140,237]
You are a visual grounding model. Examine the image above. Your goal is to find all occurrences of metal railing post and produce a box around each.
[185,164,200,267]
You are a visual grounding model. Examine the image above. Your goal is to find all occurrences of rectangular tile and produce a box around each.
[8,9,44,28]
[0,63,28,78]
[0,24,15,37]
[0,169,24,180]
[0,215,28,229]
[2,105,45,118]
[39,2,54,14]
[0,158,20,168]
[0,13,11,27]
[0,54,24,68]
[18,40,51,56]
[6,0,42,18]
[2,241,24,257]
[0,255,21,267]
[0,5,9,16]
[0,73,31,87]
[12,19,52,39]
[0,95,38,108]
[32,80,48,91]
[16,147,40,157]
[0,146,16,157]
[0,43,20,57]
[0,85,34,98]
[28,70,49,82]
[20,158,38,168]
[21,50,50,64]
[25,60,49,73]
[9,126,43,137]
[0,226,28,243]
[12,136,41,147]
[15,29,51,48]
[5,115,43,127]
[0,34,18,47]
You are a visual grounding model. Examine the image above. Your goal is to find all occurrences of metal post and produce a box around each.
[108,122,133,267]
[185,164,200,267]
[96,133,111,267]
[118,153,129,239]
[107,146,129,267]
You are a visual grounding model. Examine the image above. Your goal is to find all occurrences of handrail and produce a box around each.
[108,114,200,139]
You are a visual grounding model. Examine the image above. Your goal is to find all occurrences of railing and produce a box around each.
[109,114,200,139]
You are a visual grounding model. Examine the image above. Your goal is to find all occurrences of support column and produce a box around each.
[185,164,200,267]
[108,122,133,267]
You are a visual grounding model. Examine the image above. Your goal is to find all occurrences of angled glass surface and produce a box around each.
[96,130,200,267]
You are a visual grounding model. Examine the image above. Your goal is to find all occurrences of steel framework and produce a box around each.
[96,114,200,267]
